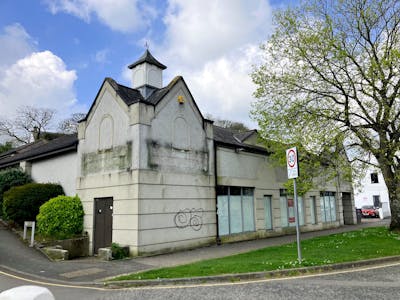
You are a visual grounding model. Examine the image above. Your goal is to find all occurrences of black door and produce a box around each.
[94,197,113,254]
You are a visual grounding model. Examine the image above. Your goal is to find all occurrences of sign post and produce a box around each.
[286,147,302,263]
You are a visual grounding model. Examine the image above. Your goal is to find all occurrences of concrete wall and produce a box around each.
[30,152,77,196]
[136,81,215,255]
[77,81,139,254]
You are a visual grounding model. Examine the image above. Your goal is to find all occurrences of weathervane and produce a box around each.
[144,41,149,50]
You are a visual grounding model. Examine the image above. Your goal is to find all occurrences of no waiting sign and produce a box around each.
[286,147,299,179]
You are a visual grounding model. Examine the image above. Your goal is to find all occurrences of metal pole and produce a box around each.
[293,178,302,263]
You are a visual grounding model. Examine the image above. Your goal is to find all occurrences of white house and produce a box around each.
[354,168,391,218]
[0,50,356,256]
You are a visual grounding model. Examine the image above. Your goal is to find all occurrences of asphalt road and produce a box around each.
[1,262,400,300]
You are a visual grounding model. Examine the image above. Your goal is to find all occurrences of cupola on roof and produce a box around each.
[128,49,167,70]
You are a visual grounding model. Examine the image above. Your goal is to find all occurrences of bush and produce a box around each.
[3,183,64,225]
[0,168,32,216]
[37,195,84,240]
[111,243,129,260]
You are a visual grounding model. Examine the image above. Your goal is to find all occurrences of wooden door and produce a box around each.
[93,197,113,254]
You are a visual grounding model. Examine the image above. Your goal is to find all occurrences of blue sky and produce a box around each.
[0,0,295,130]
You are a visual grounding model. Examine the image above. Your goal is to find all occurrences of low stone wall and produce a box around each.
[44,236,89,259]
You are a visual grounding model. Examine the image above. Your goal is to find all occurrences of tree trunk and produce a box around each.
[380,164,400,230]
[388,185,400,231]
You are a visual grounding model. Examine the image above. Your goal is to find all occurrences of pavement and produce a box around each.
[0,218,393,287]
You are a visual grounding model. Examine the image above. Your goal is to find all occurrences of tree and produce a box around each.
[251,0,400,229]
[205,114,250,132]
[58,113,86,134]
[0,106,55,144]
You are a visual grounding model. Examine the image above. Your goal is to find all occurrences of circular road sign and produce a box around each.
[287,149,296,168]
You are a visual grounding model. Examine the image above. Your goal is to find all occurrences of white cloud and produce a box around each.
[0,51,78,118]
[0,24,82,125]
[162,0,271,68]
[45,0,157,33]
[187,45,261,128]
[0,23,36,67]
[157,0,272,128]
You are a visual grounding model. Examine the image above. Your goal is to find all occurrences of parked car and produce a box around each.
[361,205,379,218]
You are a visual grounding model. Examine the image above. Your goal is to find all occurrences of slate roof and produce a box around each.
[128,49,167,70]
[105,78,146,105]
[82,76,186,122]
[234,130,257,143]
[213,126,268,155]
[0,134,78,168]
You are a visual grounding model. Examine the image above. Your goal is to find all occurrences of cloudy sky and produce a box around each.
[0,0,296,130]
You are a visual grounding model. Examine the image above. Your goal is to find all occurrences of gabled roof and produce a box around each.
[81,76,204,122]
[128,50,167,70]
[0,134,78,168]
[213,126,268,155]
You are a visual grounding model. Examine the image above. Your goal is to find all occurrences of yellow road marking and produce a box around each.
[2,261,400,292]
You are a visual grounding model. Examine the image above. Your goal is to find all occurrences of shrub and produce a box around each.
[3,183,64,225]
[0,168,32,216]
[37,195,84,240]
[111,243,129,260]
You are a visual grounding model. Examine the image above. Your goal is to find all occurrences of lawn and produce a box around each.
[113,226,400,281]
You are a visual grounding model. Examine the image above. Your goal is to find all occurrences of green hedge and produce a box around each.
[0,168,32,216]
[3,183,64,225]
[37,195,84,240]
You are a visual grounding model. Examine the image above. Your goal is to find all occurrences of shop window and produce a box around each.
[320,191,336,222]
[280,189,304,227]
[217,186,255,235]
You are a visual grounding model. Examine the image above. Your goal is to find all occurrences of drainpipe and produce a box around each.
[214,142,221,245]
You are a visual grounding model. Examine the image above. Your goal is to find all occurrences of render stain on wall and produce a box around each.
[82,142,132,175]
[147,140,209,174]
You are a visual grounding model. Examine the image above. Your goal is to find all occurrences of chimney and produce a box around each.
[32,126,40,141]
[128,49,167,98]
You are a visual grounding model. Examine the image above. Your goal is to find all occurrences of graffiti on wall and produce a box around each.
[174,208,204,231]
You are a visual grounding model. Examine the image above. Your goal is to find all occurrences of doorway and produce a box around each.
[342,192,354,225]
[93,197,113,254]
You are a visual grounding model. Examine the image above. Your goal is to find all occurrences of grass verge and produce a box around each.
[112,226,400,281]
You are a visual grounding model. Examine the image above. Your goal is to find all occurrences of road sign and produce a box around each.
[286,147,299,179]
[286,147,302,263]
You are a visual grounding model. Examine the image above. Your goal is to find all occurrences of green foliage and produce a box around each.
[251,1,400,227]
[3,183,64,225]
[111,243,129,260]
[113,227,400,280]
[37,195,84,240]
[0,168,32,216]
[261,138,351,196]
[0,142,12,154]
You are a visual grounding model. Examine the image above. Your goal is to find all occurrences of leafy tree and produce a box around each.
[251,0,400,229]
[0,106,55,144]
